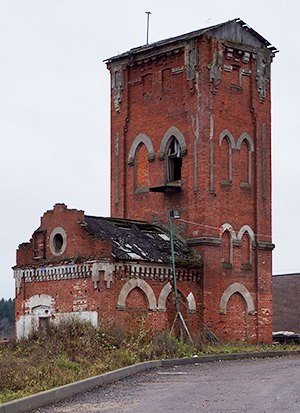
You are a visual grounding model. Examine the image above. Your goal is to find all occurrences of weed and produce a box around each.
[56,356,80,371]
[0,320,298,404]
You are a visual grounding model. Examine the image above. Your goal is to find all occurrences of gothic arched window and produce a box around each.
[134,143,150,191]
[237,225,255,270]
[219,129,235,186]
[236,132,254,188]
[221,223,234,269]
[127,133,155,193]
[166,136,182,182]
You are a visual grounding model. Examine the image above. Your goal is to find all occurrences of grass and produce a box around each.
[0,320,298,404]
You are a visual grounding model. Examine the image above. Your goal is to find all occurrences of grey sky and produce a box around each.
[1,0,299,299]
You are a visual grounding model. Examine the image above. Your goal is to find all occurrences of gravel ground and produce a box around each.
[33,355,300,413]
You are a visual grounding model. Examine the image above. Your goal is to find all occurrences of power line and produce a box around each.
[178,218,272,240]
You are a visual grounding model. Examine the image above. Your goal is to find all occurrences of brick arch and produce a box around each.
[236,132,254,152]
[221,223,235,264]
[237,225,255,266]
[134,143,150,190]
[128,133,155,165]
[220,283,255,315]
[29,294,53,313]
[219,129,235,149]
[219,129,235,183]
[236,132,254,186]
[117,279,157,310]
[157,282,196,312]
[221,223,236,238]
[158,282,172,311]
[158,126,187,160]
[237,225,255,242]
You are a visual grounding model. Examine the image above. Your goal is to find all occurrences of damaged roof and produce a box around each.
[105,18,278,64]
[84,215,202,267]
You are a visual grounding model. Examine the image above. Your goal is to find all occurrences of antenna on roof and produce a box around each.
[145,11,151,45]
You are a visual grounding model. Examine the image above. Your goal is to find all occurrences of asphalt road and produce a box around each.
[35,355,300,413]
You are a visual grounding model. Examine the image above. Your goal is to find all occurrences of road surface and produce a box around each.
[35,355,300,413]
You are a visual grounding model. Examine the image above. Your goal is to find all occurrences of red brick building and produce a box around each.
[14,19,276,342]
[14,203,202,339]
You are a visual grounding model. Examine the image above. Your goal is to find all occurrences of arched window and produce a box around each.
[240,139,250,184]
[237,225,255,270]
[117,279,157,310]
[220,283,255,315]
[166,136,182,182]
[150,126,187,193]
[127,133,155,165]
[236,132,254,188]
[135,143,150,191]
[127,134,155,193]
[241,232,251,267]
[221,223,234,269]
[126,287,148,310]
[221,230,232,268]
[219,129,235,185]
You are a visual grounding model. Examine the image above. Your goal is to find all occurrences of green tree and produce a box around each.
[0,298,15,338]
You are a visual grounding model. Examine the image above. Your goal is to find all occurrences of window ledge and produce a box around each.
[149,181,182,193]
[221,262,232,270]
[240,182,251,189]
[221,179,232,187]
[134,187,149,194]
[241,263,252,270]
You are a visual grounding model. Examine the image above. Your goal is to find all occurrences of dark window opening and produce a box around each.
[53,233,64,253]
[167,137,182,182]
[39,317,50,332]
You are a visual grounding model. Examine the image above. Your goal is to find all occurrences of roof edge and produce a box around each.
[105,18,278,64]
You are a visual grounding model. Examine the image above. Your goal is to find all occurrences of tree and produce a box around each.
[0,298,15,338]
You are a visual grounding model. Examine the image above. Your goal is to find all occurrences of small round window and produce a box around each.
[50,227,67,256]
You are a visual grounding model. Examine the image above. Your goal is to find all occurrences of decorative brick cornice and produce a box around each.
[15,263,93,284]
[114,264,201,282]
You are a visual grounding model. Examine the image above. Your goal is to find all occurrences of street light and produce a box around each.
[169,210,183,340]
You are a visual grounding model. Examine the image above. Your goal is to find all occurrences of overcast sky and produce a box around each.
[1,0,299,299]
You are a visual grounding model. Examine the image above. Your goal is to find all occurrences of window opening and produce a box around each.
[53,233,64,253]
[167,137,182,182]
[39,317,50,332]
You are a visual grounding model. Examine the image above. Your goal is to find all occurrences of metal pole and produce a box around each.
[169,211,183,340]
[145,11,151,45]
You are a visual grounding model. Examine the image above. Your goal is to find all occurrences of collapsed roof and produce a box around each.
[84,215,202,268]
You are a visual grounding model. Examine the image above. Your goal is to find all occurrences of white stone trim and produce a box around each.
[49,227,67,256]
[117,279,157,310]
[128,133,155,165]
[158,282,172,311]
[220,282,255,315]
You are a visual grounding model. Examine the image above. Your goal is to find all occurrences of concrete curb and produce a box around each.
[1,350,300,413]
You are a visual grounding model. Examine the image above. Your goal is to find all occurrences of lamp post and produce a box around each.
[169,210,183,340]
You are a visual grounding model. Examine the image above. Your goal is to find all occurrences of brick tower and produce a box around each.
[106,19,277,342]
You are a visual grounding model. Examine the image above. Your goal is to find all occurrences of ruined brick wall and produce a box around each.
[14,266,202,339]
[108,28,275,343]
[16,203,112,268]
[14,205,202,339]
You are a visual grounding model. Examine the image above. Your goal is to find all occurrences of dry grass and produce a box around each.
[0,320,298,404]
